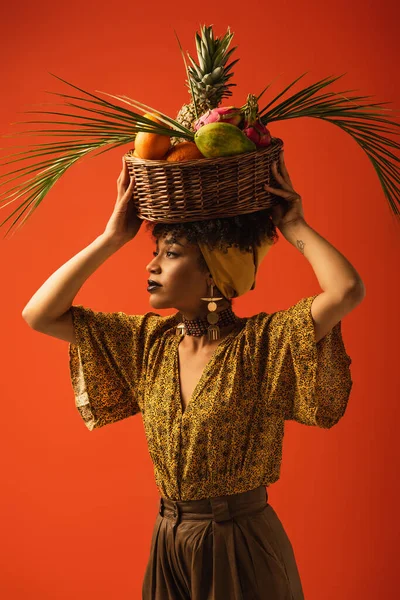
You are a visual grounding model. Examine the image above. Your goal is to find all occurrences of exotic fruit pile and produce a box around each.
[131,26,273,162]
[132,94,272,161]
[193,94,272,158]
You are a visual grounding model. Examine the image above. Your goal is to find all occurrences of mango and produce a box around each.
[194,122,256,158]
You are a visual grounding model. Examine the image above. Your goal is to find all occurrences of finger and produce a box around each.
[123,159,130,180]
[272,160,292,190]
[124,175,136,196]
[272,160,284,177]
[120,157,130,177]
[264,183,282,194]
[264,184,289,197]
[117,171,129,190]
[117,169,135,197]
[271,159,293,191]
[279,153,293,185]
[118,166,126,185]
[120,163,133,192]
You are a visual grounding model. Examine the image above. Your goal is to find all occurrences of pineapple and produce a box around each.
[172,25,239,145]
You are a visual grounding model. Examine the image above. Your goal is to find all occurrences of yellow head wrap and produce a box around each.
[197,237,274,299]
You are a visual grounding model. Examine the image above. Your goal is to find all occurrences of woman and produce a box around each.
[22,152,365,599]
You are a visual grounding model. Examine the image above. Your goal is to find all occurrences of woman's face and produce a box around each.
[145,234,229,316]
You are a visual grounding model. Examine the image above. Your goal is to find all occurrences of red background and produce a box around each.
[1,1,399,598]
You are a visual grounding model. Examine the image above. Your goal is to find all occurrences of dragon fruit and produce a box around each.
[241,93,272,147]
[194,106,243,131]
[243,119,272,147]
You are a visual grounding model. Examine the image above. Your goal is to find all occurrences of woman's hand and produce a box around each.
[264,151,305,229]
[102,157,143,246]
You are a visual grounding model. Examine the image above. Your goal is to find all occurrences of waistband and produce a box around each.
[159,485,269,527]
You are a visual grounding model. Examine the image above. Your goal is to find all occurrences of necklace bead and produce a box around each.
[176,307,237,337]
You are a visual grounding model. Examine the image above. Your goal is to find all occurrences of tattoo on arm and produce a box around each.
[296,240,305,254]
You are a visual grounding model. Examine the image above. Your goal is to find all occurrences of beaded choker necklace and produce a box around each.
[177,307,238,337]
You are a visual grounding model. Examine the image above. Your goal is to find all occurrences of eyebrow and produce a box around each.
[156,237,185,248]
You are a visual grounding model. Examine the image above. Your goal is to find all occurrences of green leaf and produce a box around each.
[174,28,199,119]
[258,73,400,217]
[97,91,194,137]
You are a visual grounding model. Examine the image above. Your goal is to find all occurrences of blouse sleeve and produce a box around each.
[254,294,353,429]
[68,305,162,431]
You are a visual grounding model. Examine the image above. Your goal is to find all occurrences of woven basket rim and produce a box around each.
[125,138,281,166]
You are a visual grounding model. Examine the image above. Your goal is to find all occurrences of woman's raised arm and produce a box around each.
[22,158,141,340]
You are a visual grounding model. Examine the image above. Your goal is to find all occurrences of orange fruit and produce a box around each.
[143,112,166,127]
[165,142,204,162]
[134,112,171,160]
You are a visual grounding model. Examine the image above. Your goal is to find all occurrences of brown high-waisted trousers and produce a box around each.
[142,485,305,599]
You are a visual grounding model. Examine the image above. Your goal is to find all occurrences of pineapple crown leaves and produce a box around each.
[183,25,239,108]
[195,25,233,72]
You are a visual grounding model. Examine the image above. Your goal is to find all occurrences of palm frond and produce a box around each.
[47,72,193,135]
[174,28,199,120]
[94,91,193,136]
[0,150,84,238]
[255,72,285,104]
[259,73,400,216]
[0,73,195,238]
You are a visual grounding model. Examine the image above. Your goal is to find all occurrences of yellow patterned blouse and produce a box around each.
[68,294,353,501]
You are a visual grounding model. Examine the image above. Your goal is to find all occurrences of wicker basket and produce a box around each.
[124,137,284,223]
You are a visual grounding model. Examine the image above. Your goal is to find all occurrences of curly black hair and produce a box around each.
[145,209,279,300]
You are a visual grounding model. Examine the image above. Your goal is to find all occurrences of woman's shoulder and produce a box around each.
[243,295,317,324]
[71,305,179,339]
[125,310,179,338]
[237,306,292,345]
[238,310,272,329]
[239,296,320,345]
[126,310,178,324]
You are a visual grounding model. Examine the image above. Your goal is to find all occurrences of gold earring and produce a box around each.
[175,315,187,337]
[201,282,223,341]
